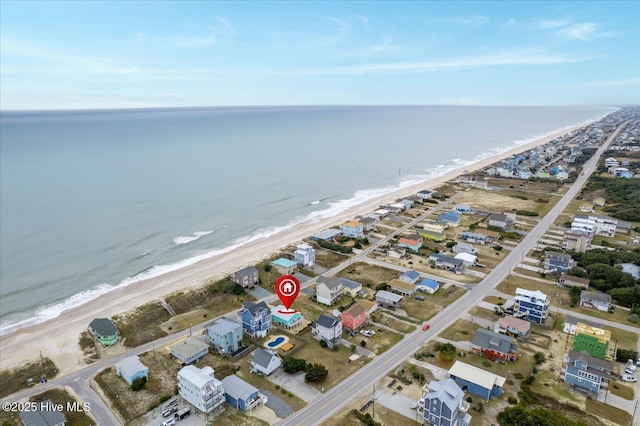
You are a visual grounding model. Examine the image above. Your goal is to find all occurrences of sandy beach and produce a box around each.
[0,124,584,375]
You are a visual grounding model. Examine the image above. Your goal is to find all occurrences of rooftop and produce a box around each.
[317,276,343,290]
[343,303,366,318]
[417,278,440,289]
[89,318,118,336]
[338,277,362,289]
[376,290,403,303]
[252,348,279,369]
[388,278,416,292]
[115,355,147,377]
[567,350,614,372]
[178,365,219,389]
[207,317,242,336]
[496,316,530,333]
[343,220,363,227]
[313,228,343,239]
[580,290,612,303]
[400,270,420,280]
[221,374,258,401]
[234,266,258,277]
[449,361,506,391]
[315,314,340,329]
[170,336,209,360]
[271,258,297,268]
[472,328,517,355]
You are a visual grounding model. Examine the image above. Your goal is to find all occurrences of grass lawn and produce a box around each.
[402,287,466,322]
[607,326,639,349]
[609,382,635,400]
[585,399,632,425]
[0,357,58,399]
[236,364,307,412]
[471,306,502,322]
[313,248,351,269]
[561,303,640,328]
[439,320,479,342]
[496,275,559,296]
[355,327,404,356]
[337,262,401,288]
[286,294,333,322]
[483,296,507,305]
[377,314,417,334]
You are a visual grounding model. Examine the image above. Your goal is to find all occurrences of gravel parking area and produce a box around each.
[260,390,294,418]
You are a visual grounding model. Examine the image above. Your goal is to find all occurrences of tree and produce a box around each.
[616,348,639,363]
[282,357,306,374]
[446,241,456,249]
[305,363,328,382]
[568,286,582,307]
[439,343,457,362]
[131,376,147,392]
[360,340,367,347]
[533,352,546,365]
[319,339,328,348]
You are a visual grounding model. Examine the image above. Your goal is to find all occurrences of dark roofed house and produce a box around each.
[239,301,272,338]
[221,374,267,412]
[250,348,281,376]
[88,318,119,346]
[312,314,342,345]
[360,217,377,232]
[231,266,259,288]
[543,251,574,274]
[428,254,464,274]
[471,329,517,362]
[19,400,66,426]
[488,213,510,229]
[562,350,613,396]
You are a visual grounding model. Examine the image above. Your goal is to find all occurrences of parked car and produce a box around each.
[161,418,176,426]
[620,374,637,382]
[415,295,425,301]
[162,407,176,417]
[422,324,430,331]
[624,366,637,375]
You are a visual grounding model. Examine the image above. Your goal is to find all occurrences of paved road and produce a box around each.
[278,120,630,426]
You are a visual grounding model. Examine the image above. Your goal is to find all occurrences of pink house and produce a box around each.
[342,304,366,332]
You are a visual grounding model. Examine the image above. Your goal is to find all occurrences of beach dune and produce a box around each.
[0,125,581,375]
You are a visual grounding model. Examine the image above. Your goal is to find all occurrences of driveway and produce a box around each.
[247,286,273,299]
[373,387,422,424]
[266,369,320,402]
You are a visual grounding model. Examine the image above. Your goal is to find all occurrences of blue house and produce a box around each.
[399,270,421,284]
[454,204,472,214]
[448,361,505,401]
[562,350,613,396]
[543,251,574,275]
[221,374,267,412]
[514,288,550,324]
[239,301,272,338]
[205,317,243,355]
[416,278,440,294]
[438,212,461,227]
[270,258,297,274]
[419,378,472,426]
[341,220,364,238]
[115,356,148,385]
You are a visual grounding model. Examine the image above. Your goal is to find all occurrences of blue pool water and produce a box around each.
[267,337,285,348]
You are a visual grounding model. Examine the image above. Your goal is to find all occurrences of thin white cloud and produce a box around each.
[556,22,611,41]
[128,17,235,48]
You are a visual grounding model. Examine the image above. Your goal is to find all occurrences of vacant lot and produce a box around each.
[585,399,632,425]
[33,388,95,426]
[353,327,403,356]
[377,313,416,334]
[402,287,466,322]
[439,319,479,342]
[0,357,58,399]
[454,188,540,213]
[337,262,401,288]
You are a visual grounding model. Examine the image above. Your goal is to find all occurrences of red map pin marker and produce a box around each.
[275,275,300,314]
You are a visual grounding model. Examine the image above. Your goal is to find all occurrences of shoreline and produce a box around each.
[0,120,593,374]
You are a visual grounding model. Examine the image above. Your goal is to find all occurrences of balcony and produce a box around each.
[459,400,470,413]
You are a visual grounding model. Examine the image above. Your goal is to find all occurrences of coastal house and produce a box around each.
[339,277,363,297]
[169,336,210,365]
[555,170,569,180]
[417,190,435,199]
[572,323,611,360]
[562,230,591,253]
[562,316,600,335]
[221,374,267,412]
[471,329,518,362]
[514,288,549,324]
[312,314,342,345]
[375,290,403,309]
[562,350,613,396]
[429,254,464,274]
[341,303,367,333]
[231,266,259,289]
[312,228,343,242]
[401,198,415,209]
[542,252,574,275]
[460,231,492,245]
[494,316,531,341]
[387,278,417,296]
[579,291,612,312]
[617,220,633,234]
[388,246,408,259]
[115,356,148,385]
[416,278,440,294]
[205,318,244,354]
[571,214,617,238]
[270,258,297,275]
[417,378,472,426]
[316,276,344,306]
[399,270,421,284]
[250,348,281,376]
[239,301,272,338]
[177,365,225,414]
[341,220,364,239]
[557,274,590,289]
[271,305,302,329]
[448,361,506,401]
[454,252,477,267]
[418,228,446,242]
[360,217,377,232]
[19,400,66,426]
[355,299,378,318]
[452,242,478,255]
[294,244,315,267]
[438,212,461,227]
[579,203,595,213]
[454,204,473,214]
[397,236,423,252]
[88,318,119,346]
[487,213,510,230]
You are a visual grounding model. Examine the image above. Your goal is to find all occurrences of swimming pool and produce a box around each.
[266,336,285,348]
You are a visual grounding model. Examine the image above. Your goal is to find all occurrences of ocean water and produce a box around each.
[0,105,616,334]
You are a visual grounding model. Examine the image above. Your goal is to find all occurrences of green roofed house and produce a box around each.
[418,229,446,242]
[270,257,297,275]
[572,323,611,360]
[88,318,119,346]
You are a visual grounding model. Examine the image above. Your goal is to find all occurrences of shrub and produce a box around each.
[533,352,546,365]
[523,375,535,385]
[131,376,147,392]
[351,344,357,353]
[264,264,272,272]
[514,372,524,380]
[305,363,328,382]
[360,340,367,347]
[439,343,456,362]
[482,360,491,367]
[319,339,328,348]
[466,396,473,403]
[282,357,307,374]
[629,314,640,324]
[507,396,518,404]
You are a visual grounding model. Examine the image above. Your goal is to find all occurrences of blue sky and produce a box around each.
[1,1,638,110]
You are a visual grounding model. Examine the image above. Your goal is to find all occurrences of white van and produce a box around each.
[624,364,637,375]
[620,374,637,382]
[161,418,176,426]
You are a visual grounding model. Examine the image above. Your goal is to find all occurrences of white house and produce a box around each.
[452,242,477,255]
[316,277,343,306]
[250,348,282,376]
[580,291,612,312]
[177,365,225,414]
[312,314,342,346]
[399,270,421,284]
[294,244,315,267]
[454,253,477,267]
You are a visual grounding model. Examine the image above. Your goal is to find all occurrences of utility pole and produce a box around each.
[39,351,45,379]
[372,384,375,419]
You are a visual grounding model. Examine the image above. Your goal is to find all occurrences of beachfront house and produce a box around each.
[417,190,435,199]
[448,361,505,401]
[399,270,421,284]
[312,228,343,242]
[514,288,549,324]
[416,278,440,294]
[169,336,210,365]
[312,314,342,346]
[360,217,377,232]
[205,318,243,355]
[250,348,281,376]
[231,266,259,289]
[221,374,267,412]
[294,244,315,267]
[342,303,366,333]
[341,221,364,239]
[88,318,119,346]
[239,301,272,338]
[316,276,344,306]
[579,291,612,312]
[270,258,297,275]
[115,356,148,385]
[375,290,403,309]
[417,378,472,426]
[471,329,518,362]
[562,350,613,397]
[177,365,225,414]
